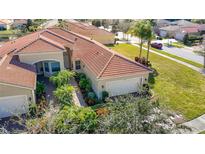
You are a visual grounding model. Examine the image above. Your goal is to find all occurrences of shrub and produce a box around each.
[85,92,97,106]
[50,70,75,87]
[53,106,98,133]
[85,83,92,92]
[102,91,109,101]
[36,81,45,97]
[79,78,91,90]
[75,73,86,83]
[53,85,74,105]
[28,103,37,118]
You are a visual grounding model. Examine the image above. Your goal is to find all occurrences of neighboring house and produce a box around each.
[64,19,115,44]
[40,19,58,28]
[159,25,200,41]
[0,19,13,30]
[159,25,180,38]
[0,27,151,118]
[171,19,199,27]
[12,19,28,29]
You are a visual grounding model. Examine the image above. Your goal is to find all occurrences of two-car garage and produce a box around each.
[0,83,35,119]
[0,95,29,119]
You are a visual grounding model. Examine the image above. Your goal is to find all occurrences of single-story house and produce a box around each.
[0,19,13,30]
[64,20,115,45]
[159,25,200,41]
[0,27,151,118]
[12,19,28,29]
[171,19,199,27]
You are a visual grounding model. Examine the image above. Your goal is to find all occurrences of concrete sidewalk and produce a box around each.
[70,78,87,107]
[183,114,205,134]
[131,43,205,76]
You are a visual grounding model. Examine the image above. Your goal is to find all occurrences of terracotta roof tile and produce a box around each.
[18,38,63,54]
[0,54,36,88]
[0,27,150,88]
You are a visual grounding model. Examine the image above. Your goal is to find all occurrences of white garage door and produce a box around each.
[105,77,142,97]
[0,95,29,119]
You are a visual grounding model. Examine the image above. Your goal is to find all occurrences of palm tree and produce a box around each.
[129,20,148,58]
[144,21,155,62]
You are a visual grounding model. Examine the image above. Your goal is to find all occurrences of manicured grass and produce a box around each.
[110,43,205,120]
[0,30,17,35]
[142,44,203,68]
[199,130,205,134]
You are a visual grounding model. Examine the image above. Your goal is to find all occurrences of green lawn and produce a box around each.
[0,29,17,35]
[110,43,205,120]
[142,44,203,68]
[199,130,205,134]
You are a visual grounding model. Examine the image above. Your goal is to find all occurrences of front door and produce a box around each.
[35,62,44,75]
[42,61,61,77]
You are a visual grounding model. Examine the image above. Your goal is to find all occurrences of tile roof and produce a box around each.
[0,54,36,89]
[0,19,12,25]
[0,27,150,88]
[65,20,115,37]
[181,27,199,33]
[47,28,151,78]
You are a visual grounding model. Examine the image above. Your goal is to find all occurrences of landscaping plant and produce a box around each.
[53,85,74,105]
[50,70,75,87]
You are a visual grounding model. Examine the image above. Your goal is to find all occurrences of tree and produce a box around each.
[96,95,190,134]
[191,19,205,24]
[183,33,189,45]
[144,21,155,62]
[53,106,97,133]
[118,21,132,40]
[53,85,74,105]
[129,20,149,58]
[58,20,67,29]
[50,70,75,87]
[92,20,101,27]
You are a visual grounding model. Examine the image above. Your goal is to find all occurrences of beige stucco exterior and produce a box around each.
[0,83,35,103]
[18,51,66,70]
[76,59,149,98]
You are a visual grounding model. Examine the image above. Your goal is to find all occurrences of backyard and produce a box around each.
[110,43,205,120]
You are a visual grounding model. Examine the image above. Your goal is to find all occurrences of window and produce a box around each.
[75,60,81,70]
[44,62,49,72]
[51,62,60,72]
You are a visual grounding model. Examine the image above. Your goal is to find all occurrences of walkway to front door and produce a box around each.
[37,75,55,104]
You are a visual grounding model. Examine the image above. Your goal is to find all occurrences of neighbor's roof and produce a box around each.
[181,27,199,33]
[65,19,115,37]
[0,19,12,25]
[0,27,150,88]
[160,25,180,31]
[13,19,27,25]
[172,20,199,27]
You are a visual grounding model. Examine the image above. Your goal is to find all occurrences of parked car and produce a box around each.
[151,42,163,49]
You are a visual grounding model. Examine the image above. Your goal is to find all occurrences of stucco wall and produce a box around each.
[0,83,34,103]
[97,73,149,98]
[18,52,66,70]
[80,61,99,96]
[78,59,149,98]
